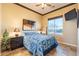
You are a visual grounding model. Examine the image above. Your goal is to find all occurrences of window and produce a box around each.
[48,16,63,35]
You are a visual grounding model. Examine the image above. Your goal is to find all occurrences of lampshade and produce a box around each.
[14,28,20,32]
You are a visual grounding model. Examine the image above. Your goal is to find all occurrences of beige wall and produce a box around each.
[77,4,79,55]
[1,3,42,34]
[0,4,2,35]
[42,4,77,46]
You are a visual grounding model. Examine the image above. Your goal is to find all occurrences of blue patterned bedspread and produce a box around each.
[23,32,58,56]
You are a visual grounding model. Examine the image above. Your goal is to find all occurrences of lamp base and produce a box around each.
[15,34,19,37]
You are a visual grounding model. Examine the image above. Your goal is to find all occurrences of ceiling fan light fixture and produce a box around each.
[41,3,47,9]
[36,3,55,9]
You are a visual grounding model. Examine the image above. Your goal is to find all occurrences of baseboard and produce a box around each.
[58,41,77,48]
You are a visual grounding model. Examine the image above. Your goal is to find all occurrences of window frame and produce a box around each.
[47,15,63,35]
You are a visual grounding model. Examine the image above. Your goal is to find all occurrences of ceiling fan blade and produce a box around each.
[46,4,55,7]
[49,5,55,8]
[36,4,41,6]
[46,4,52,6]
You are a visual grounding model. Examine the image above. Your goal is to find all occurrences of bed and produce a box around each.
[23,31,58,56]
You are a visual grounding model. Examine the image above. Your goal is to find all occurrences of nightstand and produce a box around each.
[9,36,24,50]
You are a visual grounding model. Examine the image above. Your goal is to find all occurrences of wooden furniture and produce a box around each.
[10,36,24,50]
[1,35,24,52]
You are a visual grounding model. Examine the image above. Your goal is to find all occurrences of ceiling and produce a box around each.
[16,3,75,15]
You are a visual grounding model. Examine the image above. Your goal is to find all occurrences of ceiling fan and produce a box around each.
[36,3,55,9]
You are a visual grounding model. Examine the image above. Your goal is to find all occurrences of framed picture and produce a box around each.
[22,19,35,31]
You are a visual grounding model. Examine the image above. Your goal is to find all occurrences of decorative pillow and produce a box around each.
[24,31,38,35]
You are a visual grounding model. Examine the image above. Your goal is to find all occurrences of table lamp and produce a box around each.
[14,28,20,37]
